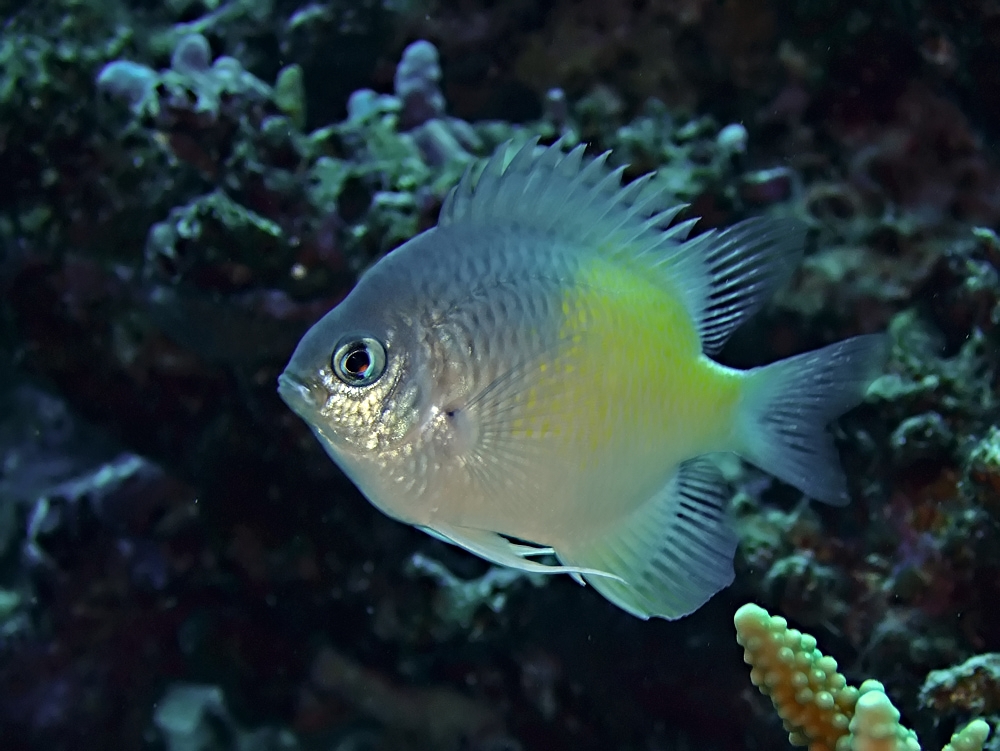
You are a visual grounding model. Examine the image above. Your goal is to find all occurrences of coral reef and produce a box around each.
[3,0,1000,750]
[734,603,991,751]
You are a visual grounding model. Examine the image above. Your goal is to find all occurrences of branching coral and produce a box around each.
[735,603,991,751]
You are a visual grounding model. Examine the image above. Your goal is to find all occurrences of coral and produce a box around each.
[154,685,229,751]
[889,413,955,468]
[0,0,133,261]
[945,724,992,751]
[148,0,275,64]
[850,682,920,751]
[920,654,1000,717]
[735,603,992,751]
[965,427,1000,518]
[735,602,859,751]
[395,39,446,129]
[153,684,298,751]
[0,380,206,745]
[144,190,287,288]
[96,60,159,112]
[404,552,544,637]
[273,64,307,130]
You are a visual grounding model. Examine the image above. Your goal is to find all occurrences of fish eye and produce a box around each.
[331,335,386,387]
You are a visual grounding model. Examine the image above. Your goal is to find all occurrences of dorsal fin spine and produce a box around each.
[538,146,589,231]
[535,144,586,232]
[576,165,628,236]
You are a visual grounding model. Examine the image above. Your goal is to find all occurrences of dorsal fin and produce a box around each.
[439,137,805,353]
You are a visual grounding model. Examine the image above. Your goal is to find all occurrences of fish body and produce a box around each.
[279,139,885,620]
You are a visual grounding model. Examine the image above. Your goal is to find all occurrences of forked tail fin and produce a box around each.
[735,334,888,505]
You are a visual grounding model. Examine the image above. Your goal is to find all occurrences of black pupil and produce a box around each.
[343,347,371,377]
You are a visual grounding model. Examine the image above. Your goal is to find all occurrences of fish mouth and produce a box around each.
[277,372,320,419]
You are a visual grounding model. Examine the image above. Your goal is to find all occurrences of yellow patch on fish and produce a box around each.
[508,253,742,469]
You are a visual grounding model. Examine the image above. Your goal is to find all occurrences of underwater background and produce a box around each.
[2,0,1000,749]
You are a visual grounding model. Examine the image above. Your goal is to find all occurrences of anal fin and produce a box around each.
[557,458,738,620]
[419,524,622,581]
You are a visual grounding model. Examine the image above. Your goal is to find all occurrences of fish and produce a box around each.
[278,138,886,620]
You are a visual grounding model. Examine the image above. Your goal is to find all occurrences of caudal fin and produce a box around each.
[735,334,888,506]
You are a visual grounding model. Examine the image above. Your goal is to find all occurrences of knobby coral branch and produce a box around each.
[734,603,991,751]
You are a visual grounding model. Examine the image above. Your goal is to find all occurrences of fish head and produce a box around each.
[278,265,446,524]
